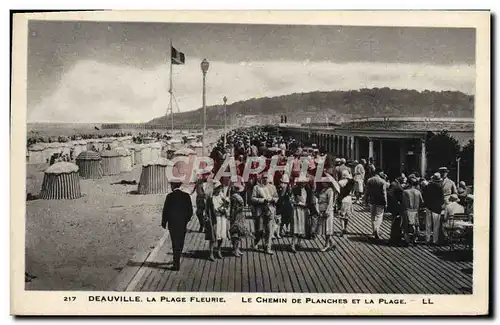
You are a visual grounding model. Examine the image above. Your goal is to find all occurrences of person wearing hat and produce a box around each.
[335,158,350,181]
[205,180,230,261]
[443,194,465,222]
[365,169,388,241]
[457,181,471,206]
[317,174,339,251]
[250,172,279,255]
[277,173,294,237]
[401,176,424,245]
[194,178,208,233]
[290,178,309,252]
[353,160,366,203]
[422,173,445,245]
[387,174,405,245]
[438,167,458,204]
[337,169,355,236]
[229,187,253,257]
[161,179,194,271]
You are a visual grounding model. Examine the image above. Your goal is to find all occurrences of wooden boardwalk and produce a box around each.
[111,203,473,294]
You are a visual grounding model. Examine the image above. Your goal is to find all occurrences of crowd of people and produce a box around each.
[160,126,474,271]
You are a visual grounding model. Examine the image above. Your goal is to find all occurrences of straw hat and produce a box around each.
[438,167,449,173]
[431,172,443,183]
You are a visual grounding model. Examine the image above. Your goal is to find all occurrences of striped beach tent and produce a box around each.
[76,151,103,179]
[40,162,82,200]
[137,158,169,194]
[101,149,121,175]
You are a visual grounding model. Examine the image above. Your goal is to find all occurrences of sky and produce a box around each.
[27,21,476,123]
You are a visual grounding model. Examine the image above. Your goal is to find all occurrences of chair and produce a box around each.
[443,213,473,251]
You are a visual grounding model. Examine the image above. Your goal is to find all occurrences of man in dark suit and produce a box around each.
[161,181,193,271]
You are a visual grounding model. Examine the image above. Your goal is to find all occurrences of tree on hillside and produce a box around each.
[426,131,461,179]
[459,139,474,185]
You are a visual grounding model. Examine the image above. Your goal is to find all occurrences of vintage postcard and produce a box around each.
[11,10,490,316]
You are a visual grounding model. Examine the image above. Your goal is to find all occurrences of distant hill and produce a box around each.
[147,88,474,128]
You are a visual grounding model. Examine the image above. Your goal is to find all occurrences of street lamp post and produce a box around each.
[223,96,227,150]
[200,59,209,155]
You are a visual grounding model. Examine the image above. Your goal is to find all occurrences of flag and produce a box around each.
[171,46,185,65]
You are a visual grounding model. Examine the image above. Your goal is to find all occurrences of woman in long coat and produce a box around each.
[318,175,338,251]
[250,173,279,255]
[291,180,309,252]
[205,181,230,261]
[338,169,355,235]
[229,189,252,257]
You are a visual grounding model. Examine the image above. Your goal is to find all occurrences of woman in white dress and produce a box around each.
[205,181,230,261]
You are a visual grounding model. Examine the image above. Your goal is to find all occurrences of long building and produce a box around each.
[278,117,474,178]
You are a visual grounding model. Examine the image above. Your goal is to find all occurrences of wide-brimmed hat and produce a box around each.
[431,173,443,183]
[438,167,449,173]
[360,159,367,164]
[324,172,341,193]
[466,194,474,201]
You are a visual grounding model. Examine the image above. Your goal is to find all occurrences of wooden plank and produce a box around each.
[108,250,151,291]
[295,235,319,292]
[176,221,206,291]
[306,234,354,293]
[125,230,171,291]
[241,234,250,292]
[273,234,295,292]
[299,237,328,293]
[350,209,464,293]
[279,235,304,292]
[226,238,237,292]
[300,238,333,292]
[348,209,455,293]
[346,212,421,293]
[159,220,199,291]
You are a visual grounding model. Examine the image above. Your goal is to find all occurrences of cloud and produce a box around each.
[28,58,475,123]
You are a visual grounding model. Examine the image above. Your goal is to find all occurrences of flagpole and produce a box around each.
[169,39,174,133]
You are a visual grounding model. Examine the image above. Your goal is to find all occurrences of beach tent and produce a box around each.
[174,147,196,156]
[115,147,132,173]
[27,143,46,164]
[75,151,103,179]
[101,149,121,175]
[150,142,162,161]
[39,162,82,200]
[137,158,169,194]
